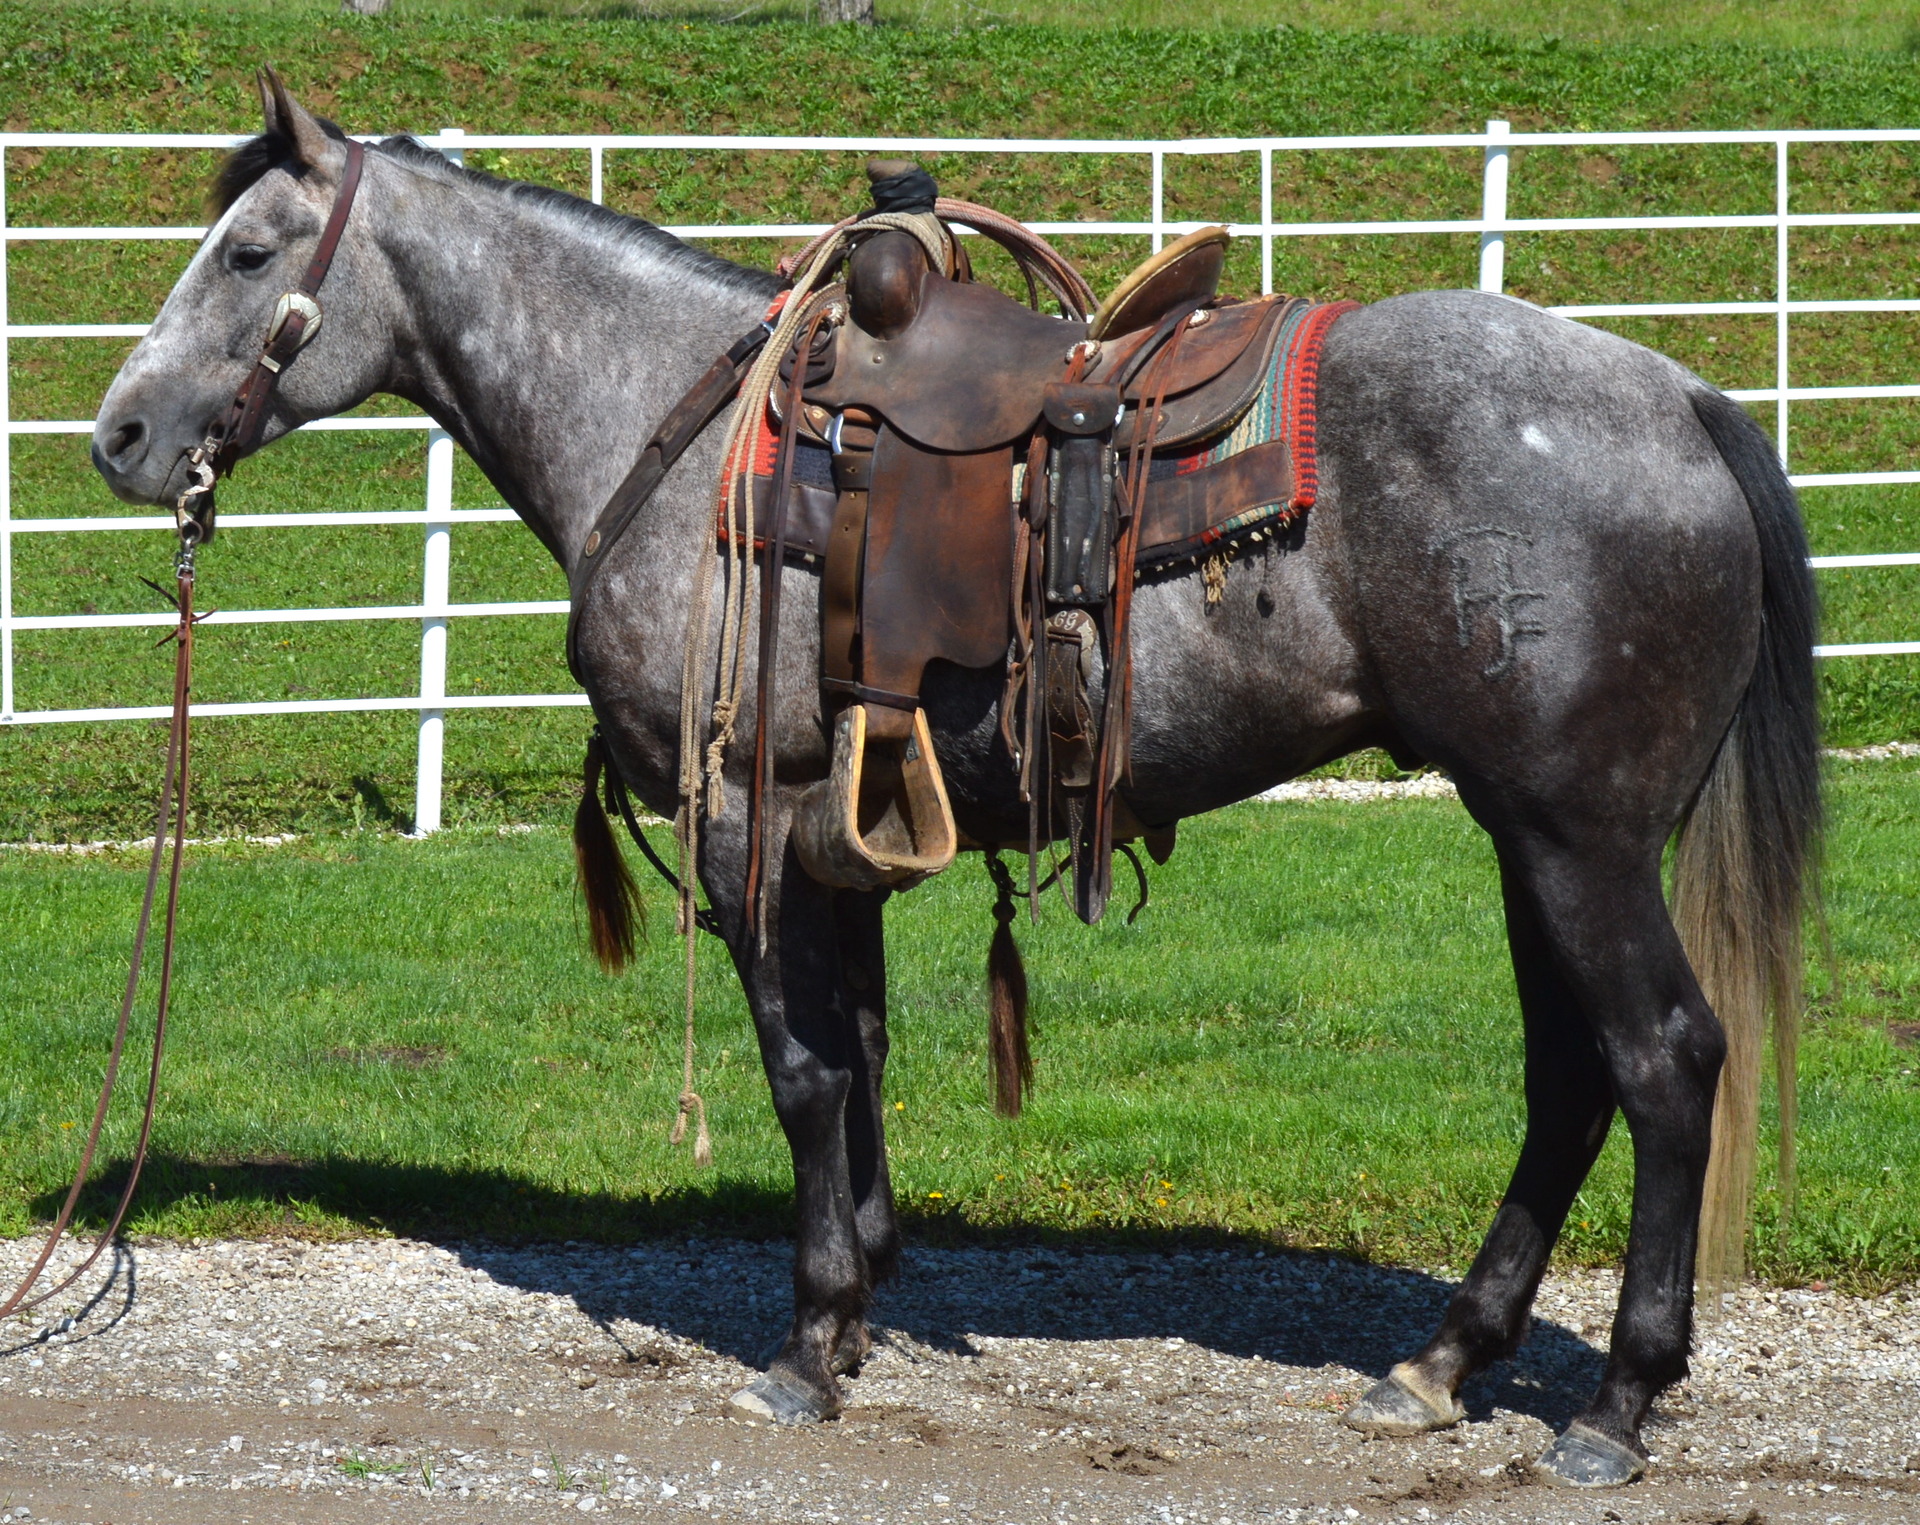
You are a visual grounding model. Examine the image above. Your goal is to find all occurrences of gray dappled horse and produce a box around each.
[92,81,1818,1487]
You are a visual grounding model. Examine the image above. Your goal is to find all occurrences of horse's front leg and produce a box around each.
[716,830,893,1424]
[827,881,900,1375]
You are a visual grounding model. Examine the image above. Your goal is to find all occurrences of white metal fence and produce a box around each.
[3,124,1918,829]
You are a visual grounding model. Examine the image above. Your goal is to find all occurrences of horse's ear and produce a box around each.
[257,67,335,174]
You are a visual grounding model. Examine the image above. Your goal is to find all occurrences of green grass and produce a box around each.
[4,762,1919,1288]
[2,11,1918,1284]
[28,0,1920,54]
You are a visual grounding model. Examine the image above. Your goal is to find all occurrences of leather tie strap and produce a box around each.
[565,324,774,684]
[0,535,201,1322]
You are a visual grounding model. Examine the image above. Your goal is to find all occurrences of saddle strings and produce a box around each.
[668,210,957,1166]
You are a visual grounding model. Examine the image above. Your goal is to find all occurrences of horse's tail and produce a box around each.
[575,731,639,974]
[1674,387,1822,1297]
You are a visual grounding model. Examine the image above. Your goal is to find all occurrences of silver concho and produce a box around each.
[264,291,324,349]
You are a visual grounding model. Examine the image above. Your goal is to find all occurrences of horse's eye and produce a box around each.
[229,244,274,274]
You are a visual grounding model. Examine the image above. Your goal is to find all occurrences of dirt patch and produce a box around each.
[2,1236,1917,1524]
[323,1043,447,1069]
[1085,1440,1173,1475]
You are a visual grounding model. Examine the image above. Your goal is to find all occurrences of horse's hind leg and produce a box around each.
[1348,829,1722,1487]
[1345,847,1618,1437]
[1524,853,1723,1486]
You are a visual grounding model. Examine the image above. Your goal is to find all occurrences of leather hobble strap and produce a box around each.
[999,432,1048,779]
[819,413,877,704]
[1081,310,1193,922]
[1023,434,1051,911]
[747,307,832,945]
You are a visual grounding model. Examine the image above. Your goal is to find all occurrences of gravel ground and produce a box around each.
[2,1236,1917,1524]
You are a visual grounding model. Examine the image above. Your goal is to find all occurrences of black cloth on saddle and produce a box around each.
[867,166,940,216]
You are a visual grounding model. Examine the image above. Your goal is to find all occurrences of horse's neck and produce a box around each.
[377,176,770,564]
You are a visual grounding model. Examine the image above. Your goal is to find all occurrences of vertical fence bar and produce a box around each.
[1151,148,1164,253]
[0,143,12,723]
[1478,119,1511,294]
[1260,145,1273,297]
[1776,137,1791,469]
[413,127,464,835]
[415,429,453,836]
[591,144,604,205]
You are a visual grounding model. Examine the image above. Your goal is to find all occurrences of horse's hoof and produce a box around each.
[725,1371,837,1426]
[1533,1422,1647,1488]
[1341,1364,1464,1436]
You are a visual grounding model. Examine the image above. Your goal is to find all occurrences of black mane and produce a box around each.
[210,129,779,300]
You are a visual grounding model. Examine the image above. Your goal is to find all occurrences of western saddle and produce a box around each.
[759,164,1318,925]
[571,161,1331,940]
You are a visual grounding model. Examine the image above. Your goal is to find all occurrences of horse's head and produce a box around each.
[93,71,393,510]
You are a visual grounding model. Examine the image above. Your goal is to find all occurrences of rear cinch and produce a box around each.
[574,729,639,973]
[986,853,1034,1117]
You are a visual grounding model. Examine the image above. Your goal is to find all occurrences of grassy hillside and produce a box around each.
[29,0,1920,54]
[2,9,1918,836]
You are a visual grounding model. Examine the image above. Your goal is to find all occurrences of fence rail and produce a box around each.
[3,125,1916,829]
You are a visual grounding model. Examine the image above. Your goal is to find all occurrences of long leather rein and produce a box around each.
[0,537,200,1321]
[0,139,366,1321]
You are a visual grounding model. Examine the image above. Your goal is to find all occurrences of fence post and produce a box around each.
[591,144,604,205]
[1775,137,1791,470]
[0,144,12,724]
[1479,119,1511,294]
[413,128,463,835]
[1260,145,1274,297]
[1150,148,1164,254]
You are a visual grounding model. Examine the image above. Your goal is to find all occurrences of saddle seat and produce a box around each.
[789,226,1290,456]
[778,209,1325,907]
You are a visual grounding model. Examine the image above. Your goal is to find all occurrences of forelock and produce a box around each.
[209,116,351,217]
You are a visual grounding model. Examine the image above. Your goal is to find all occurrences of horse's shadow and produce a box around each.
[40,1155,1605,1433]
[457,1239,1603,1433]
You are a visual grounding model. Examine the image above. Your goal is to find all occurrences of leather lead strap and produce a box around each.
[0,541,200,1321]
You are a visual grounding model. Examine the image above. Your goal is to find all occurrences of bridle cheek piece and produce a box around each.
[174,137,366,539]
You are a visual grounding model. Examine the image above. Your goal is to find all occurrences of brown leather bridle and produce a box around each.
[172,136,367,542]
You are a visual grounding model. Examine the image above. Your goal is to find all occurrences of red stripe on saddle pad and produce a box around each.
[720,293,793,514]
[1282,300,1360,512]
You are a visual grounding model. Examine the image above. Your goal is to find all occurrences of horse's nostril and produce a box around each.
[106,418,148,464]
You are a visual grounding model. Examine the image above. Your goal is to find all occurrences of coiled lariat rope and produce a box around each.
[668,212,955,1168]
